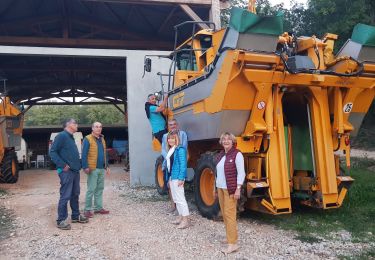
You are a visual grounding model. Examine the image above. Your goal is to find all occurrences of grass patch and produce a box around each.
[0,188,7,197]
[246,157,375,243]
[0,206,15,241]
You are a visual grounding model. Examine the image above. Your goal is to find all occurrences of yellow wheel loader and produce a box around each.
[0,80,23,183]
[145,7,375,217]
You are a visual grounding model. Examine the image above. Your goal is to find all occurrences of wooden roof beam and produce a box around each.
[179,4,209,29]
[81,0,211,6]
[0,36,172,50]
[158,6,177,34]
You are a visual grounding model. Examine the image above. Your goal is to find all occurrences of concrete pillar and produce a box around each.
[210,0,221,30]
[126,51,170,186]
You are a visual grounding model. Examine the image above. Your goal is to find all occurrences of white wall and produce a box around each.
[126,52,170,186]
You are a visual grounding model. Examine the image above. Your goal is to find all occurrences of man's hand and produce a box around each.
[234,187,241,200]
[63,165,70,172]
[213,190,218,199]
[106,168,111,176]
[178,180,184,187]
[84,168,90,174]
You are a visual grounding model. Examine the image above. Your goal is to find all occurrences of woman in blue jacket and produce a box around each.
[165,130,190,229]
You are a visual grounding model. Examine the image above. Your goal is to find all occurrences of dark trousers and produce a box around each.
[154,129,168,144]
[57,170,80,223]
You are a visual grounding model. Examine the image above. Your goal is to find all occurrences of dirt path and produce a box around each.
[0,166,373,259]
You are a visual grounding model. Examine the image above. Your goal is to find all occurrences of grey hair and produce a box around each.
[219,132,237,145]
[63,118,76,128]
[168,119,178,124]
[92,121,102,128]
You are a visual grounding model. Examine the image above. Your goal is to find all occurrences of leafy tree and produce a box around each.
[24,104,125,126]
[304,0,375,48]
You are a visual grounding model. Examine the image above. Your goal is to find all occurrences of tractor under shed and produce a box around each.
[0,0,223,185]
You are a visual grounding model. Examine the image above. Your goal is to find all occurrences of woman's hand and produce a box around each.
[234,187,241,200]
[178,180,185,187]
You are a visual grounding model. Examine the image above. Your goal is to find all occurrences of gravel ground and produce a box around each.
[0,165,374,259]
[350,149,375,160]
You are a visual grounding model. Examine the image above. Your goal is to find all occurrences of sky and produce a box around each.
[270,0,308,9]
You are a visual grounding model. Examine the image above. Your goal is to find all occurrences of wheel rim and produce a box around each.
[200,167,215,206]
[11,159,17,176]
[157,164,164,189]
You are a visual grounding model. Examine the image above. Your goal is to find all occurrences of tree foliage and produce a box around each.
[24,104,125,126]
[221,0,375,49]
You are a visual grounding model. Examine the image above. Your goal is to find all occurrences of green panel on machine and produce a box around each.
[229,7,283,35]
[351,23,375,47]
[284,126,290,178]
[292,124,314,171]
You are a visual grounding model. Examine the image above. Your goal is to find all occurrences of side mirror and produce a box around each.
[144,58,152,72]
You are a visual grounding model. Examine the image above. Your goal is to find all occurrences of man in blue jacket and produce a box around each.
[50,118,89,230]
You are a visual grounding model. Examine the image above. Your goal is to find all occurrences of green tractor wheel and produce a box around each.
[0,150,19,183]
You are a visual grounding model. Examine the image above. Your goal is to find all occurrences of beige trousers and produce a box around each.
[217,188,238,244]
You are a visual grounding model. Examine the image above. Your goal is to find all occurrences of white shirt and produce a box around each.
[215,152,246,189]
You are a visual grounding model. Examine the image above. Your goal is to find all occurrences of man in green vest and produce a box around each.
[82,122,110,218]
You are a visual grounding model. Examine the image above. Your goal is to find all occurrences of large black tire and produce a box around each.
[155,155,167,195]
[194,152,220,219]
[0,151,19,183]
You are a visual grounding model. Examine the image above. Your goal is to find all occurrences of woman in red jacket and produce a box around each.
[215,132,245,254]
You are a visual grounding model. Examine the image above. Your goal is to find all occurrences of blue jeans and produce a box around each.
[57,170,80,223]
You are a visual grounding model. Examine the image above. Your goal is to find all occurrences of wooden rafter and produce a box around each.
[179,4,209,29]
[0,15,62,31]
[0,35,172,49]
[82,0,211,6]
[0,0,19,19]
[158,6,177,34]
[70,14,144,40]
[0,64,125,72]
[104,2,124,24]
[125,5,135,28]
[134,6,156,33]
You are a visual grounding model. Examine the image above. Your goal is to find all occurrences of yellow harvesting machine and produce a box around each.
[0,80,23,183]
[147,7,375,217]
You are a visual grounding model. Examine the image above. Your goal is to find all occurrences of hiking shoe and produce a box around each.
[84,211,94,218]
[57,220,71,230]
[71,214,89,223]
[94,209,110,214]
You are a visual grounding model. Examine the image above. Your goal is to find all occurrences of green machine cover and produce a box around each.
[229,7,283,36]
[351,23,375,47]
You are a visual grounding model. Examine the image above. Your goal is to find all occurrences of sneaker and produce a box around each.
[84,211,94,218]
[94,209,110,214]
[177,218,190,229]
[221,244,240,255]
[71,214,89,223]
[171,216,182,225]
[57,220,71,230]
[166,207,176,214]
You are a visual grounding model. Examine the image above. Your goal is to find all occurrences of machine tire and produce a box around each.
[0,151,19,183]
[155,156,167,195]
[194,152,220,219]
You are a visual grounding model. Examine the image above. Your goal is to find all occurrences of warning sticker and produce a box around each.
[343,103,353,113]
[257,101,266,110]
